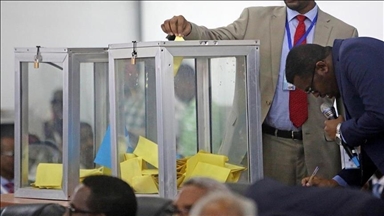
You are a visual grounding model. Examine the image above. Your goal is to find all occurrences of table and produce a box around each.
[0,193,69,208]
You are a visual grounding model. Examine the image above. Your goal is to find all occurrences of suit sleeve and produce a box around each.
[339,41,384,147]
[184,8,250,40]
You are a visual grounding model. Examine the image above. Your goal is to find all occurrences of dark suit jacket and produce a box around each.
[332,37,384,187]
[245,178,384,216]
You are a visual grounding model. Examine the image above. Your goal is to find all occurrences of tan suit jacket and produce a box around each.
[185,6,358,178]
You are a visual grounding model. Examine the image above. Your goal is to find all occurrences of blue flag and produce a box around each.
[94,125,131,168]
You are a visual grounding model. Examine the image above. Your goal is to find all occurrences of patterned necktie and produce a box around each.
[4,182,14,193]
[289,15,308,128]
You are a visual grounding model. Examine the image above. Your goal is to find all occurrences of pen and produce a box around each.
[307,166,319,185]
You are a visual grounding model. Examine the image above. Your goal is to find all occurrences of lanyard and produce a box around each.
[285,13,318,50]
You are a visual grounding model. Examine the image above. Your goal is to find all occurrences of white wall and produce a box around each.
[1,1,140,110]
[2,1,383,109]
[316,1,383,39]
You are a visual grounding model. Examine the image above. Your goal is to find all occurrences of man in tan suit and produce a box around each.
[161,0,358,185]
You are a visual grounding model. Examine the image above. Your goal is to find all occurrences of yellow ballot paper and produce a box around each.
[124,154,145,169]
[173,36,184,76]
[185,151,228,181]
[102,166,112,175]
[177,174,186,188]
[34,163,63,189]
[120,157,142,185]
[79,167,104,181]
[132,175,158,193]
[189,162,231,183]
[142,169,159,176]
[124,153,137,160]
[133,136,159,168]
[34,164,107,189]
[225,163,246,183]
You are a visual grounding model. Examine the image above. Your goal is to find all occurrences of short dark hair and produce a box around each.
[51,89,63,104]
[0,123,14,139]
[82,175,137,216]
[285,44,332,84]
[174,64,195,81]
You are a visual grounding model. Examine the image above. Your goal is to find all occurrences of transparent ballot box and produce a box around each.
[108,40,263,198]
[14,47,109,200]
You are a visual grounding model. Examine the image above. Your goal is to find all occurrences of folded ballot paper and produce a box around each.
[118,136,246,193]
[32,164,104,189]
[173,36,185,76]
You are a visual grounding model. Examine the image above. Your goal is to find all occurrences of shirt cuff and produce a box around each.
[340,124,347,143]
[333,175,348,187]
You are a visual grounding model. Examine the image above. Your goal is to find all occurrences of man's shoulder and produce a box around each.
[244,6,285,17]
[338,37,383,55]
[318,9,356,30]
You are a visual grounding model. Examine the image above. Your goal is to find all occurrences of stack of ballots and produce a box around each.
[115,136,246,193]
[32,136,245,193]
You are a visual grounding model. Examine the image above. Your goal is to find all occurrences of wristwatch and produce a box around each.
[335,123,342,145]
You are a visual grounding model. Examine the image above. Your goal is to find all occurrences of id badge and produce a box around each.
[341,146,360,169]
[283,72,295,91]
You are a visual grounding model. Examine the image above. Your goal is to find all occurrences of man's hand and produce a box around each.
[301,176,340,187]
[161,15,192,37]
[324,116,344,140]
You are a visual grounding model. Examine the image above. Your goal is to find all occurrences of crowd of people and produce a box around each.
[1,0,384,215]
[3,175,383,216]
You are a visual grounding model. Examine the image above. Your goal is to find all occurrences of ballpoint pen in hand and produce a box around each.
[307,166,319,185]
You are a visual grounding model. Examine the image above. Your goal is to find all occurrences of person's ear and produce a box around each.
[315,61,328,75]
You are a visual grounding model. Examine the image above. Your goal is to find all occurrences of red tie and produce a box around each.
[5,182,14,193]
[289,15,308,128]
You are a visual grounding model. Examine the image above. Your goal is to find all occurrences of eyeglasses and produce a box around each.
[1,151,14,157]
[304,70,317,94]
[66,205,99,216]
[163,204,192,216]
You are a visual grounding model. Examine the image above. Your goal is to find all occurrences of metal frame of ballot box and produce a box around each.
[108,40,263,199]
[14,47,108,200]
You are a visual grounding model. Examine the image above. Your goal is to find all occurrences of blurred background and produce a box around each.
[1,1,383,112]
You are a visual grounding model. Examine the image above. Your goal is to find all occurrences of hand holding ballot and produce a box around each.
[161,15,192,37]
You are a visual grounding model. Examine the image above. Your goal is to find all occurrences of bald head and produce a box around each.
[189,192,257,216]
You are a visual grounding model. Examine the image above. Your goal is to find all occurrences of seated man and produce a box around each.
[169,177,230,216]
[1,123,15,194]
[189,191,257,216]
[64,175,137,216]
